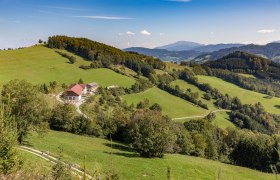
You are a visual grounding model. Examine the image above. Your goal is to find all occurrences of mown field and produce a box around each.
[0,46,135,87]
[122,87,207,118]
[25,130,276,180]
[197,75,280,114]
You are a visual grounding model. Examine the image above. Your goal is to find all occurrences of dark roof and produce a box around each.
[87,82,99,88]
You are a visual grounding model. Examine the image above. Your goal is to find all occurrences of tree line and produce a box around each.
[165,68,280,135]
[55,51,77,64]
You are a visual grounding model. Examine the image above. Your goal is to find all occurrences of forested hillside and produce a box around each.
[48,36,165,77]
[205,51,280,80]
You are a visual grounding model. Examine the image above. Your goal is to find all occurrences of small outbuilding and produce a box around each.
[86,82,99,94]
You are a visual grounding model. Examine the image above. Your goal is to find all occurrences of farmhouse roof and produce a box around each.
[65,84,84,96]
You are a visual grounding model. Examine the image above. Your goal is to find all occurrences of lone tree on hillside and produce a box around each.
[38,39,43,44]
[128,109,175,158]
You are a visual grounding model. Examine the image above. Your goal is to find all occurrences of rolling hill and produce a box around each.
[0,45,135,87]
[25,130,275,180]
[204,51,280,79]
[196,75,280,114]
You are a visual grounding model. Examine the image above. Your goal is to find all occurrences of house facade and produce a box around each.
[64,82,99,102]
[64,84,86,102]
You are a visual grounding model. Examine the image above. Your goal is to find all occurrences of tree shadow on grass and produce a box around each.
[103,143,134,152]
[274,105,280,109]
[264,95,273,99]
[103,151,139,158]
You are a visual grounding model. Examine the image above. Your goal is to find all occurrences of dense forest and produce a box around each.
[48,36,165,77]
[204,51,280,80]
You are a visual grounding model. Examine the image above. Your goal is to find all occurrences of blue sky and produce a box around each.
[0,0,280,49]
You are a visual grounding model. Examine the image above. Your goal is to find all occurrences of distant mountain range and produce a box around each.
[155,41,204,51]
[193,44,244,53]
[124,41,280,63]
[154,41,244,52]
[124,47,203,61]
[193,43,280,63]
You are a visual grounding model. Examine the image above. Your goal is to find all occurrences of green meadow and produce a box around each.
[197,75,280,114]
[212,111,235,129]
[0,46,135,87]
[171,79,216,110]
[170,79,235,129]
[20,150,52,176]
[25,130,275,180]
[122,87,207,118]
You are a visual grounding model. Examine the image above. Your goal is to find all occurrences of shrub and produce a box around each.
[128,109,175,158]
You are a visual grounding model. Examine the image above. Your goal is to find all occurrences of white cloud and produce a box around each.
[210,32,214,35]
[159,32,165,36]
[74,16,132,20]
[168,0,192,2]
[140,30,151,36]
[257,29,276,34]
[126,31,135,36]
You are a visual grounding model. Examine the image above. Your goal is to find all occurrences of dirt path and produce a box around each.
[18,146,93,179]
[172,109,231,120]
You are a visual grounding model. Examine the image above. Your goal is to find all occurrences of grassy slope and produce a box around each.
[238,73,256,79]
[165,62,189,72]
[170,80,235,128]
[26,130,275,180]
[171,79,216,110]
[20,150,52,175]
[122,87,207,118]
[197,76,280,114]
[0,46,135,87]
[212,111,235,129]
